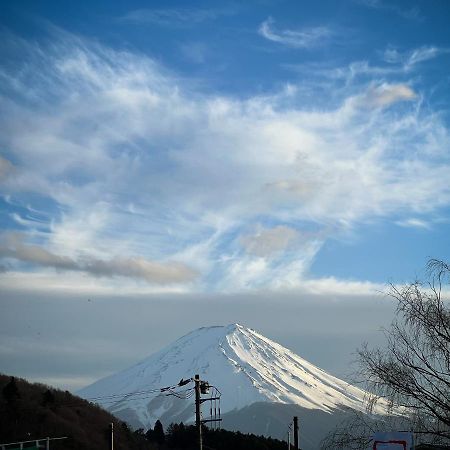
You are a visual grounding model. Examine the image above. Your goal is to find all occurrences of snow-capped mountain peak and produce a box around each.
[78,324,384,430]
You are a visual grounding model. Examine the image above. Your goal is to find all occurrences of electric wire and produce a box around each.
[51,379,195,409]
[85,378,194,403]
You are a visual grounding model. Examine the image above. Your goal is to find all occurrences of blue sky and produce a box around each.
[0,1,450,389]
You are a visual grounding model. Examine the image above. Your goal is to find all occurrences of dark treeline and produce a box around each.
[0,374,286,450]
[140,421,287,450]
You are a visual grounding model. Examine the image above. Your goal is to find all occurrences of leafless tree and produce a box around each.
[322,260,450,449]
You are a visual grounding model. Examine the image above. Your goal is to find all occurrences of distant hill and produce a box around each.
[0,374,287,450]
[221,402,355,450]
[0,373,144,450]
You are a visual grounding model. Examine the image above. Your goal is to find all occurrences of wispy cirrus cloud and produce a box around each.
[354,0,421,20]
[120,7,233,26]
[395,218,431,230]
[258,17,331,49]
[1,30,449,292]
[382,45,450,68]
[180,41,209,64]
[285,45,449,85]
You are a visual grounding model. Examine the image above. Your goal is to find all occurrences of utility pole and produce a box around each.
[109,422,114,450]
[194,374,222,450]
[194,374,203,450]
[293,416,299,450]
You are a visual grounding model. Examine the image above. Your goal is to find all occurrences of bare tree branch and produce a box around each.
[322,260,450,449]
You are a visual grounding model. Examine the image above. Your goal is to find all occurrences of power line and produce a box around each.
[86,388,163,401]
[0,377,197,416]
[42,379,195,409]
[86,379,193,402]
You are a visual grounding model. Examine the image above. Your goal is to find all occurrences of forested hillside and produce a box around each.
[0,374,287,450]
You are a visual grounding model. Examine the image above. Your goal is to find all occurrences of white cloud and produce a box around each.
[395,218,431,230]
[299,276,385,296]
[361,83,417,108]
[354,0,421,20]
[287,45,448,85]
[1,31,450,291]
[258,18,331,49]
[407,46,442,65]
[383,46,449,68]
[0,271,192,294]
[240,225,299,257]
[10,212,47,229]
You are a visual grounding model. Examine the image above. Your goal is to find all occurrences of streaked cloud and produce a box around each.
[382,45,449,67]
[361,83,417,108]
[354,0,421,20]
[258,17,331,49]
[0,233,198,284]
[121,8,230,26]
[180,42,209,64]
[286,45,449,84]
[299,276,385,297]
[395,218,431,230]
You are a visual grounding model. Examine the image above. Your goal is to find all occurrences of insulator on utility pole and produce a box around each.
[200,381,210,394]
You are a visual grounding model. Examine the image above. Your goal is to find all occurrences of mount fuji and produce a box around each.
[78,324,387,448]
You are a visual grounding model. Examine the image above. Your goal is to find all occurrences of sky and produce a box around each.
[0,0,449,392]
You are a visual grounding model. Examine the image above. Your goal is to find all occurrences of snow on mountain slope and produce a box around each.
[77,324,386,429]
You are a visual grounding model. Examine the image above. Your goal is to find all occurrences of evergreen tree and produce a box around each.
[42,389,55,406]
[154,420,165,444]
[2,376,20,404]
[145,427,155,441]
